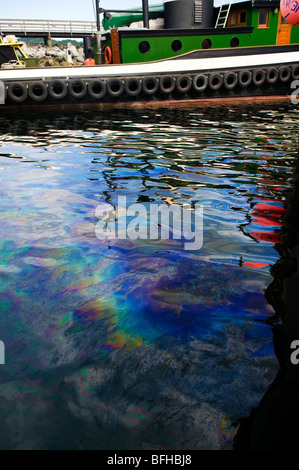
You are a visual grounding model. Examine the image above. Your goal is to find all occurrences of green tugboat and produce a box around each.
[0,0,299,110]
[101,1,299,64]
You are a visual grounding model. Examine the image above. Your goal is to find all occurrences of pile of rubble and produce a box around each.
[21,40,85,67]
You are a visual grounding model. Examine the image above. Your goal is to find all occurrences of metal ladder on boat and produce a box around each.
[215,2,232,28]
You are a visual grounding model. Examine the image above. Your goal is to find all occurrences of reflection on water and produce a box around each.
[0,106,297,449]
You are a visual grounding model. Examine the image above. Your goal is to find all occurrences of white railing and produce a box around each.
[0,19,98,36]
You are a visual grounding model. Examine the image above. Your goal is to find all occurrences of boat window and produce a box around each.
[228,12,237,26]
[139,41,150,54]
[0,45,17,64]
[228,10,247,27]
[15,48,24,59]
[201,38,212,49]
[258,8,269,28]
[171,40,182,52]
[239,11,247,26]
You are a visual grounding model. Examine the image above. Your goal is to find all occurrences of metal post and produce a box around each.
[95,0,102,64]
[83,36,93,59]
[142,0,150,29]
[47,34,52,48]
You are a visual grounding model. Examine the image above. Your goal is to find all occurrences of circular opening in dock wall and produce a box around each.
[139,41,150,54]
[230,37,240,48]
[171,40,182,52]
[201,38,212,49]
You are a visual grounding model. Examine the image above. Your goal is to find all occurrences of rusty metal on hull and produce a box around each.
[0,95,293,113]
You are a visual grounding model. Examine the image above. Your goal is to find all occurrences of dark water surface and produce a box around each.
[0,106,297,450]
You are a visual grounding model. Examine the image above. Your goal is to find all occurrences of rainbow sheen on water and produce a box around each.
[0,106,297,450]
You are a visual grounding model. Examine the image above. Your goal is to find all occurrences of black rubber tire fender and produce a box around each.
[238,70,252,87]
[68,79,87,99]
[209,73,223,91]
[223,72,238,90]
[266,67,279,84]
[142,76,159,95]
[124,77,142,97]
[159,75,176,94]
[292,64,299,80]
[28,81,48,102]
[252,69,266,87]
[48,79,68,100]
[193,74,208,92]
[88,79,106,99]
[106,78,124,98]
[279,66,291,83]
[176,75,192,93]
[7,82,28,103]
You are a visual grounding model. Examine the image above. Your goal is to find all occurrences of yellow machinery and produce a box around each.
[0,34,28,68]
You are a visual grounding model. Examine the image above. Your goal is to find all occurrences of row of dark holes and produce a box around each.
[139,37,240,54]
